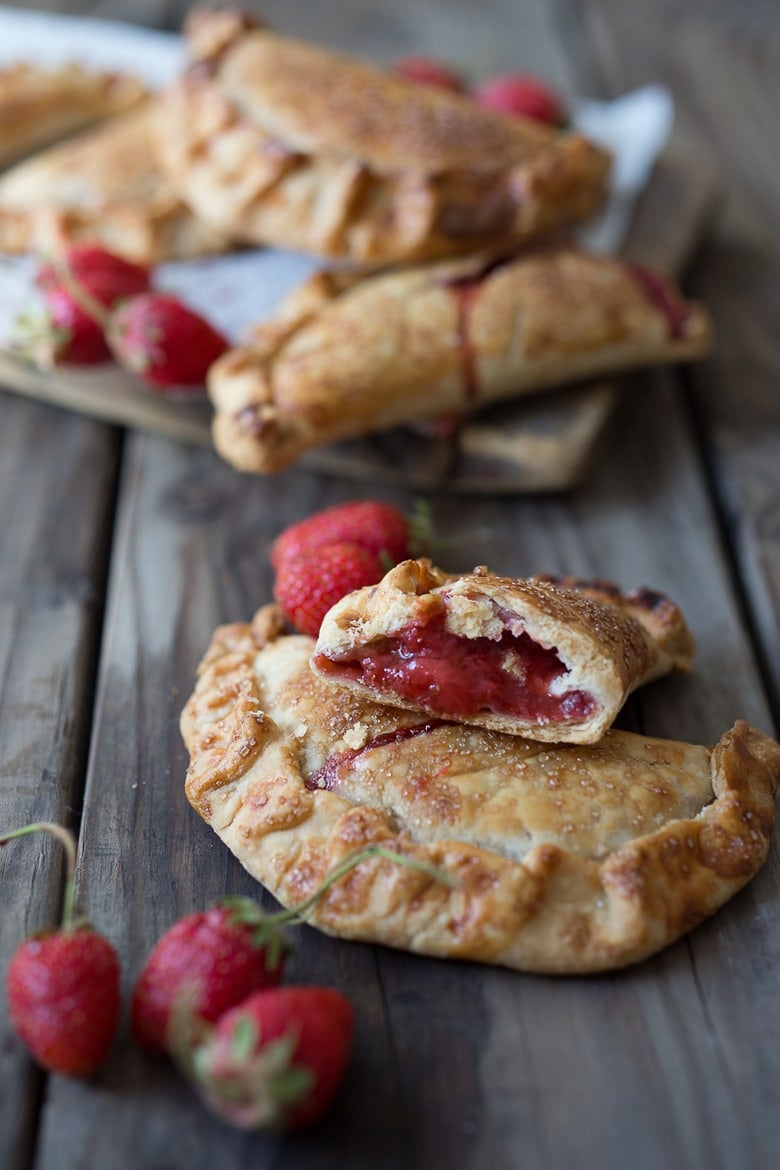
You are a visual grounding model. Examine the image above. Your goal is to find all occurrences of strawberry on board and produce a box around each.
[1,822,121,1077]
[36,243,151,304]
[13,243,152,367]
[180,986,354,1130]
[131,903,287,1054]
[273,541,384,637]
[107,292,229,389]
[471,73,565,125]
[270,499,410,570]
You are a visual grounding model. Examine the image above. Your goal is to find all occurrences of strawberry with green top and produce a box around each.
[133,843,453,1058]
[183,986,354,1130]
[2,822,121,1077]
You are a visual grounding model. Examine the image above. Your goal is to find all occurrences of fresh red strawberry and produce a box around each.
[134,845,454,1058]
[471,73,565,125]
[12,287,111,366]
[394,55,465,92]
[107,293,229,389]
[37,243,151,304]
[270,500,410,570]
[131,903,287,1054]
[181,987,354,1130]
[1,822,120,1077]
[274,542,383,637]
[13,244,152,367]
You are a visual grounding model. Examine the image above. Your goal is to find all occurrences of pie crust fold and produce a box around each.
[0,102,230,263]
[0,62,147,169]
[312,560,695,743]
[155,11,611,265]
[180,605,780,975]
[207,246,712,474]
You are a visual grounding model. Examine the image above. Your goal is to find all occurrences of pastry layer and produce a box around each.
[180,605,780,974]
[314,560,694,743]
[208,247,712,474]
[156,11,610,264]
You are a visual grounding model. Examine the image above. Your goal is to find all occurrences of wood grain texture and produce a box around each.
[0,392,119,1168]
[567,0,780,719]
[32,389,779,1170]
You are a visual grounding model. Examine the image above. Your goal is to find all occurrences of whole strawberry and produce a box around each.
[394,55,465,92]
[182,987,354,1130]
[134,845,453,1058]
[274,542,384,637]
[270,500,410,570]
[37,243,151,303]
[108,293,229,389]
[13,243,152,367]
[131,903,287,1054]
[472,73,565,125]
[1,822,120,1077]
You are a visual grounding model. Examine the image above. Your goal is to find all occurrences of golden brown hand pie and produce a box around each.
[155,10,610,264]
[0,101,230,263]
[0,62,146,168]
[312,560,694,744]
[180,604,780,975]
[208,246,712,474]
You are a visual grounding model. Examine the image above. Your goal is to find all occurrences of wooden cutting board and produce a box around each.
[0,154,715,492]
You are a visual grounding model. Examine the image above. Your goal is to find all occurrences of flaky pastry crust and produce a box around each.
[0,102,230,263]
[313,560,694,743]
[155,12,610,264]
[0,62,146,168]
[180,605,780,974]
[208,246,712,474]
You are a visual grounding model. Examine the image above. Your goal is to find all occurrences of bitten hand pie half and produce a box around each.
[312,560,694,744]
[180,605,780,975]
[209,246,712,474]
[156,9,610,264]
[0,62,146,169]
[0,102,230,263]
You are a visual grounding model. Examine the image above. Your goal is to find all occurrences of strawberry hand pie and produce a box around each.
[312,560,695,744]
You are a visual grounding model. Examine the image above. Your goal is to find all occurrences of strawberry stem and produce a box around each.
[0,821,78,931]
[273,844,456,926]
[52,261,111,331]
[222,843,457,944]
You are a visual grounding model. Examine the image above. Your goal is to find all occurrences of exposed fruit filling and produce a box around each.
[314,612,597,724]
[627,263,694,339]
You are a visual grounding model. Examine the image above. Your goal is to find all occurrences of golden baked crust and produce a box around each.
[180,605,780,975]
[313,560,694,743]
[0,62,146,168]
[0,102,230,263]
[208,246,712,474]
[155,13,610,264]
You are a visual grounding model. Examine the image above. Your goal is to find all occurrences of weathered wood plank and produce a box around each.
[32,384,779,1170]
[0,393,120,1170]
[568,0,780,720]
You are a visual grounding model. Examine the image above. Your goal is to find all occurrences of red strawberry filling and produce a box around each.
[314,612,596,724]
[627,264,694,339]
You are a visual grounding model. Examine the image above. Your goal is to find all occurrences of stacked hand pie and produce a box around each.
[181,565,780,974]
[153,9,711,472]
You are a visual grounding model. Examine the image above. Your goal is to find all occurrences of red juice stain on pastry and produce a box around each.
[445,254,516,400]
[627,264,693,339]
[306,720,449,790]
[314,611,596,725]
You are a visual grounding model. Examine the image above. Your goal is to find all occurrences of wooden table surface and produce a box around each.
[1,2,779,1168]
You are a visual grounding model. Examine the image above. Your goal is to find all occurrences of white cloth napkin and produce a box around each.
[0,5,674,344]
